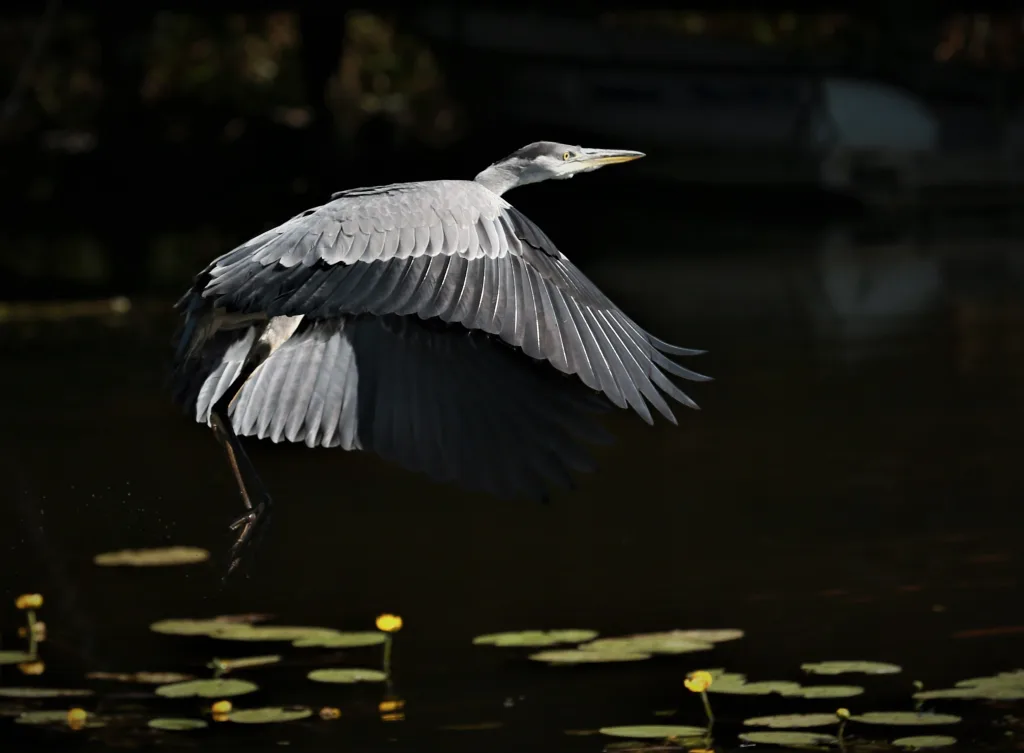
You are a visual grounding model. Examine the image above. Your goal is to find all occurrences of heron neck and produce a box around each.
[473,164,522,196]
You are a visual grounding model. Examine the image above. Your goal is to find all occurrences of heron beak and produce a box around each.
[576,148,645,168]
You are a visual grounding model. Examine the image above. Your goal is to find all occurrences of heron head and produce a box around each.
[475,141,644,194]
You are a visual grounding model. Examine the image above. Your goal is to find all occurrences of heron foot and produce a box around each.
[225,495,272,578]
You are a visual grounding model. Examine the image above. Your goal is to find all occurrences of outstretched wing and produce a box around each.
[185,179,709,424]
[226,315,614,501]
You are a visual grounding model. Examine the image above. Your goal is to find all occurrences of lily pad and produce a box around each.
[150,618,236,636]
[529,649,651,664]
[307,668,387,684]
[893,735,957,749]
[210,655,281,672]
[87,671,194,684]
[208,624,341,642]
[291,631,387,648]
[802,660,902,676]
[783,685,866,699]
[228,706,313,724]
[743,713,842,728]
[149,718,209,731]
[581,633,714,655]
[0,651,35,665]
[914,670,1024,701]
[0,687,94,698]
[155,678,258,698]
[661,629,744,643]
[739,730,838,746]
[15,710,106,728]
[598,725,708,739]
[473,630,598,647]
[94,546,210,566]
[705,674,803,696]
[851,712,961,726]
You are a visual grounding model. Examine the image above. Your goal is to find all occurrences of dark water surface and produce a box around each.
[1,221,1024,751]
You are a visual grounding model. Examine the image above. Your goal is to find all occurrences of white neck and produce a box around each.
[473,163,521,196]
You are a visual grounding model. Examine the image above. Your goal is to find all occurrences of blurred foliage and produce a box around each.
[328,11,463,149]
[0,9,463,150]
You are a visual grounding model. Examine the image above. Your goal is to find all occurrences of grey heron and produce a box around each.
[171,141,710,572]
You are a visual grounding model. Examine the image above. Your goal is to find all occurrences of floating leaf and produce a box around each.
[802,660,902,676]
[209,625,341,642]
[210,655,281,672]
[581,633,714,655]
[88,671,194,684]
[150,618,236,636]
[15,710,106,728]
[705,674,802,696]
[661,629,744,643]
[0,651,35,665]
[291,631,387,648]
[739,731,838,745]
[228,706,313,724]
[851,712,961,726]
[307,668,387,684]
[743,713,842,728]
[155,678,258,698]
[529,649,651,664]
[599,725,707,739]
[784,685,865,699]
[94,546,210,567]
[149,718,209,731]
[0,687,94,698]
[473,630,598,647]
[893,735,957,749]
[913,670,1024,701]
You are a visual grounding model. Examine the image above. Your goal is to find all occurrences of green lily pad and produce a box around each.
[851,712,961,726]
[15,710,106,728]
[88,671,194,684]
[529,649,651,664]
[739,731,838,745]
[743,713,842,728]
[209,655,281,672]
[155,678,258,698]
[0,687,94,698]
[228,706,313,724]
[149,718,209,731]
[473,630,598,647]
[893,735,957,749]
[150,618,236,636]
[662,629,744,643]
[307,668,387,684]
[209,625,341,642]
[291,631,387,648]
[914,670,1024,701]
[783,685,865,699]
[598,725,708,739]
[580,633,714,655]
[94,546,209,566]
[705,674,802,696]
[802,660,902,675]
[0,651,35,665]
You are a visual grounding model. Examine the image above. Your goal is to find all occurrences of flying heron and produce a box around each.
[171,141,710,572]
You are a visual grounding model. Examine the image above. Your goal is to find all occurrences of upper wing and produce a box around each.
[226,315,614,501]
[188,179,709,424]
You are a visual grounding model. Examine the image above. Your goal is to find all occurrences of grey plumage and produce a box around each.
[171,141,709,505]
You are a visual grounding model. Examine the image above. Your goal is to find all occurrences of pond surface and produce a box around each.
[1,219,1023,751]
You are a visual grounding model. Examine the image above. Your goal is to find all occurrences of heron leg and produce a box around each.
[209,409,272,576]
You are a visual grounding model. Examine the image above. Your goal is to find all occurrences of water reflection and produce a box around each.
[1,219,1023,751]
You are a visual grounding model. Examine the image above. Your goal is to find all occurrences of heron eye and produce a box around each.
[562,151,572,161]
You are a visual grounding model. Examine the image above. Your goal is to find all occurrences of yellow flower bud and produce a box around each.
[684,670,713,693]
[376,613,403,633]
[15,594,43,610]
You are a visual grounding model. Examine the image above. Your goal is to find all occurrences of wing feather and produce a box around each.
[226,316,610,500]
[184,179,707,427]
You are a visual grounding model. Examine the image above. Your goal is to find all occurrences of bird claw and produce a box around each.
[224,497,272,579]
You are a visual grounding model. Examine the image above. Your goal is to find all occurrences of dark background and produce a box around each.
[1,5,1023,751]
